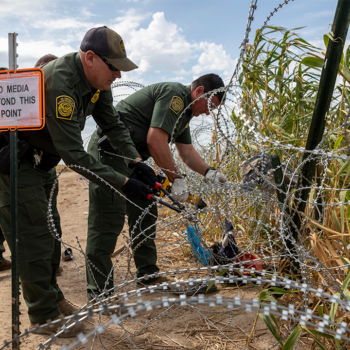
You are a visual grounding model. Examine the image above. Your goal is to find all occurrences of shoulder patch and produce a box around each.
[91,89,100,103]
[120,39,126,53]
[56,95,75,120]
[169,96,184,114]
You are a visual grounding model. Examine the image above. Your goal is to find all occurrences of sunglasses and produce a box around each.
[96,54,119,72]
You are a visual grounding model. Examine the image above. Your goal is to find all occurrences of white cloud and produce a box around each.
[309,39,350,52]
[192,42,237,76]
[112,8,150,35]
[0,9,236,76]
[32,18,94,31]
[80,9,97,17]
[112,11,236,76]
[0,0,51,19]
[18,40,76,59]
[111,11,193,73]
[0,37,75,68]
[308,39,325,50]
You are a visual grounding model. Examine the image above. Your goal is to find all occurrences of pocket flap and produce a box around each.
[0,187,38,207]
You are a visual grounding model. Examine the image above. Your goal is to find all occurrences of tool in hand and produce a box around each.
[156,174,207,210]
[144,176,186,214]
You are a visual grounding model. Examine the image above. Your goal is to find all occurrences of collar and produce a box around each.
[183,85,192,115]
[69,52,93,97]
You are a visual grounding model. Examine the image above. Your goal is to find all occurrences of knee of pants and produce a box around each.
[127,200,158,231]
[87,206,126,257]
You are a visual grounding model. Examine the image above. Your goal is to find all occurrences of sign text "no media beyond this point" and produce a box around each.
[0,69,45,130]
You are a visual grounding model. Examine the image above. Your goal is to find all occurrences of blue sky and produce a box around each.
[0,0,341,138]
[0,0,339,85]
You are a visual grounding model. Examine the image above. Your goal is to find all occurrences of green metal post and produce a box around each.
[291,0,350,236]
[271,155,300,275]
[9,32,20,350]
[10,130,20,349]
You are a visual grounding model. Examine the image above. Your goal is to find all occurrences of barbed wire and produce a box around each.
[5,0,350,349]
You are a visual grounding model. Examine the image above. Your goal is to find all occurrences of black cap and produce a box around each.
[80,26,137,72]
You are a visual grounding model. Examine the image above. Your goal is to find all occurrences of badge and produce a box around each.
[91,90,100,103]
[169,96,184,114]
[56,95,75,120]
[120,39,126,53]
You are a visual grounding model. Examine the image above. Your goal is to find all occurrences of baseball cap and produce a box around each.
[80,26,138,72]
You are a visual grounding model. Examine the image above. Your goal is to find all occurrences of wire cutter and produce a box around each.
[145,177,185,214]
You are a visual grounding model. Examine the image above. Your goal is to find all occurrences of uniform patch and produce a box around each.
[119,39,126,53]
[56,95,75,120]
[91,90,100,103]
[169,96,184,114]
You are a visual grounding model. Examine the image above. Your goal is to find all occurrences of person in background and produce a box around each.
[0,27,154,337]
[86,74,227,299]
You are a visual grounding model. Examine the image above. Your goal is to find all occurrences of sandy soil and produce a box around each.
[0,171,287,350]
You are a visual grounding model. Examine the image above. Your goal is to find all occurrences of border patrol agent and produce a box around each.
[0,26,154,337]
[86,74,228,299]
[0,59,58,274]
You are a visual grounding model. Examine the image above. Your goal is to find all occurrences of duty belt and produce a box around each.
[21,147,61,172]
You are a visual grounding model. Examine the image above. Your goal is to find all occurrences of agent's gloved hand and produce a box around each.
[121,178,153,200]
[205,168,227,184]
[171,177,189,202]
[129,161,157,186]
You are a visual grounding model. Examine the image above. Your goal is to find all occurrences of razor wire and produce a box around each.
[5,0,350,349]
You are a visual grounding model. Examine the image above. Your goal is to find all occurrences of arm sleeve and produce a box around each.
[150,93,184,137]
[92,90,140,163]
[174,126,192,144]
[45,89,129,189]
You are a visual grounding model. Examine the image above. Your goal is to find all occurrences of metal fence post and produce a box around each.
[290,0,350,239]
[271,154,300,276]
[8,32,20,350]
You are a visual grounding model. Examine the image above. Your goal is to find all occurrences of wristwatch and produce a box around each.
[205,166,216,175]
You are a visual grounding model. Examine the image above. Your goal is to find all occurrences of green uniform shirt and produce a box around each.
[20,52,140,188]
[116,82,193,159]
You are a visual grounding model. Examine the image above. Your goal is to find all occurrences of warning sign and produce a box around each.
[0,68,45,131]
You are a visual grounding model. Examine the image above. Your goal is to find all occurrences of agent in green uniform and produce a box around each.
[86,74,228,299]
[0,26,154,337]
[0,58,58,274]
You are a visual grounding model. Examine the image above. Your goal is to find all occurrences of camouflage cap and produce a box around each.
[80,26,138,72]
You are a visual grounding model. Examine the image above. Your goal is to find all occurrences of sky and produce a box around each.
[0,0,342,138]
[0,0,340,83]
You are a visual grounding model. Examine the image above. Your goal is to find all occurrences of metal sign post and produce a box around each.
[8,32,20,350]
[0,34,45,350]
[289,0,350,244]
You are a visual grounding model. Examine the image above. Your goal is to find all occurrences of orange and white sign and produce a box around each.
[0,68,45,131]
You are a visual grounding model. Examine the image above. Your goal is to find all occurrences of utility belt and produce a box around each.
[97,111,149,161]
[21,148,61,172]
[0,135,60,174]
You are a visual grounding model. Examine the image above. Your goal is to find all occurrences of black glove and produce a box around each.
[129,162,157,185]
[121,178,153,200]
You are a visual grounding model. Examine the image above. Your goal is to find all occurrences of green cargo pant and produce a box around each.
[0,161,64,324]
[86,132,159,299]
[0,228,5,263]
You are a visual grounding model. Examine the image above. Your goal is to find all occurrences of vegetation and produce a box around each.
[201,26,350,349]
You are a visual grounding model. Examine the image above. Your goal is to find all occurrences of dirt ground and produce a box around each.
[0,171,286,350]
